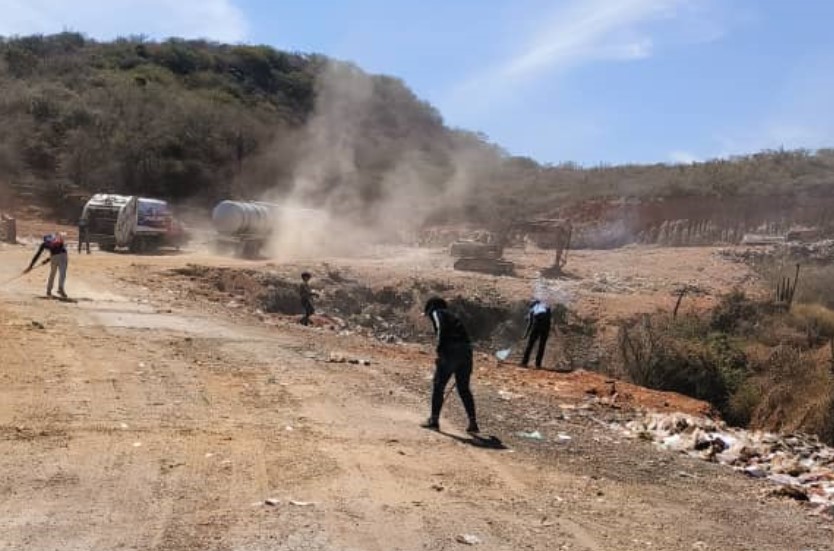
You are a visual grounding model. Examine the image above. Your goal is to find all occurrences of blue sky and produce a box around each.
[2,0,833,166]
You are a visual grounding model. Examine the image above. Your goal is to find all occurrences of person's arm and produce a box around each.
[431,310,442,347]
[27,243,46,272]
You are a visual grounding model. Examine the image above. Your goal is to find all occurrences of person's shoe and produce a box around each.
[58,289,68,299]
[46,292,53,299]
[420,418,440,431]
[466,420,480,434]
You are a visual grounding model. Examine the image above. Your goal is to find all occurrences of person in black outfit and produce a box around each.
[77,217,91,254]
[299,272,318,326]
[521,299,552,368]
[421,297,479,434]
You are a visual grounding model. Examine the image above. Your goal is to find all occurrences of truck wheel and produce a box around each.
[129,238,145,254]
[100,243,115,252]
[241,241,259,259]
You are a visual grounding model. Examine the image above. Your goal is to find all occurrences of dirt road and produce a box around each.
[0,245,830,551]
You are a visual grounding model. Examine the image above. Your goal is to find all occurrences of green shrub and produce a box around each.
[710,290,759,334]
[618,315,748,414]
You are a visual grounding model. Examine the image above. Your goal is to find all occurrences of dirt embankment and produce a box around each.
[558,195,834,249]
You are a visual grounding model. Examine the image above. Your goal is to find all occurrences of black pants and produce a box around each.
[431,345,476,422]
[522,317,551,368]
[78,227,90,254]
[300,298,314,325]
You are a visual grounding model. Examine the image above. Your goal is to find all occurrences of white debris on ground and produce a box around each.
[718,239,834,264]
[619,412,834,516]
[327,351,371,365]
[581,272,665,294]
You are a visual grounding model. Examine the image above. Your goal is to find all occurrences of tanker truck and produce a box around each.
[211,200,328,258]
[211,200,279,258]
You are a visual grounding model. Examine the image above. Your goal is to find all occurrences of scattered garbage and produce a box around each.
[556,433,572,443]
[456,534,482,545]
[517,430,544,441]
[264,498,281,506]
[497,390,522,401]
[719,239,834,265]
[30,320,45,330]
[328,352,347,363]
[132,442,142,447]
[622,412,834,508]
[289,500,315,507]
[328,352,372,365]
[495,348,511,361]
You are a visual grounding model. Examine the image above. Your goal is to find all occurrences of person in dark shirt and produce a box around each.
[521,299,552,368]
[77,217,91,254]
[26,233,68,298]
[421,297,479,434]
[299,272,318,326]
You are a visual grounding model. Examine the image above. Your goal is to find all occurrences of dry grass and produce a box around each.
[751,346,834,439]
[789,303,834,342]
[615,292,834,442]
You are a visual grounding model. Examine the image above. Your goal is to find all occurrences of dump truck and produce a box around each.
[81,194,187,253]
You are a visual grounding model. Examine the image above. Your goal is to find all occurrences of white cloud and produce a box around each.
[452,0,688,98]
[442,0,716,119]
[0,0,248,42]
[500,0,679,81]
[669,150,699,164]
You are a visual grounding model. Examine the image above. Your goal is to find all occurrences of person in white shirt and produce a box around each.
[521,299,552,368]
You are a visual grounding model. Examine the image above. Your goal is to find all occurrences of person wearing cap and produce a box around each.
[299,271,318,326]
[421,296,479,434]
[25,233,69,298]
[521,299,552,368]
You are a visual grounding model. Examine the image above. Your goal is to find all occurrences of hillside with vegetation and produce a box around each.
[2,33,834,231]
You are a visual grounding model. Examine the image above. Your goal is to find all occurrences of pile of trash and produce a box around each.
[621,413,834,515]
[784,239,834,263]
[718,239,834,265]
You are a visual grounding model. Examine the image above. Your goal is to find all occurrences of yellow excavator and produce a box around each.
[449,218,572,277]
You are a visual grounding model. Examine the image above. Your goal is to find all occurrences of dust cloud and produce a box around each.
[259,61,493,260]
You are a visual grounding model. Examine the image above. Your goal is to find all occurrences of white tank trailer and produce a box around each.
[211,200,281,258]
[211,200,329,258]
